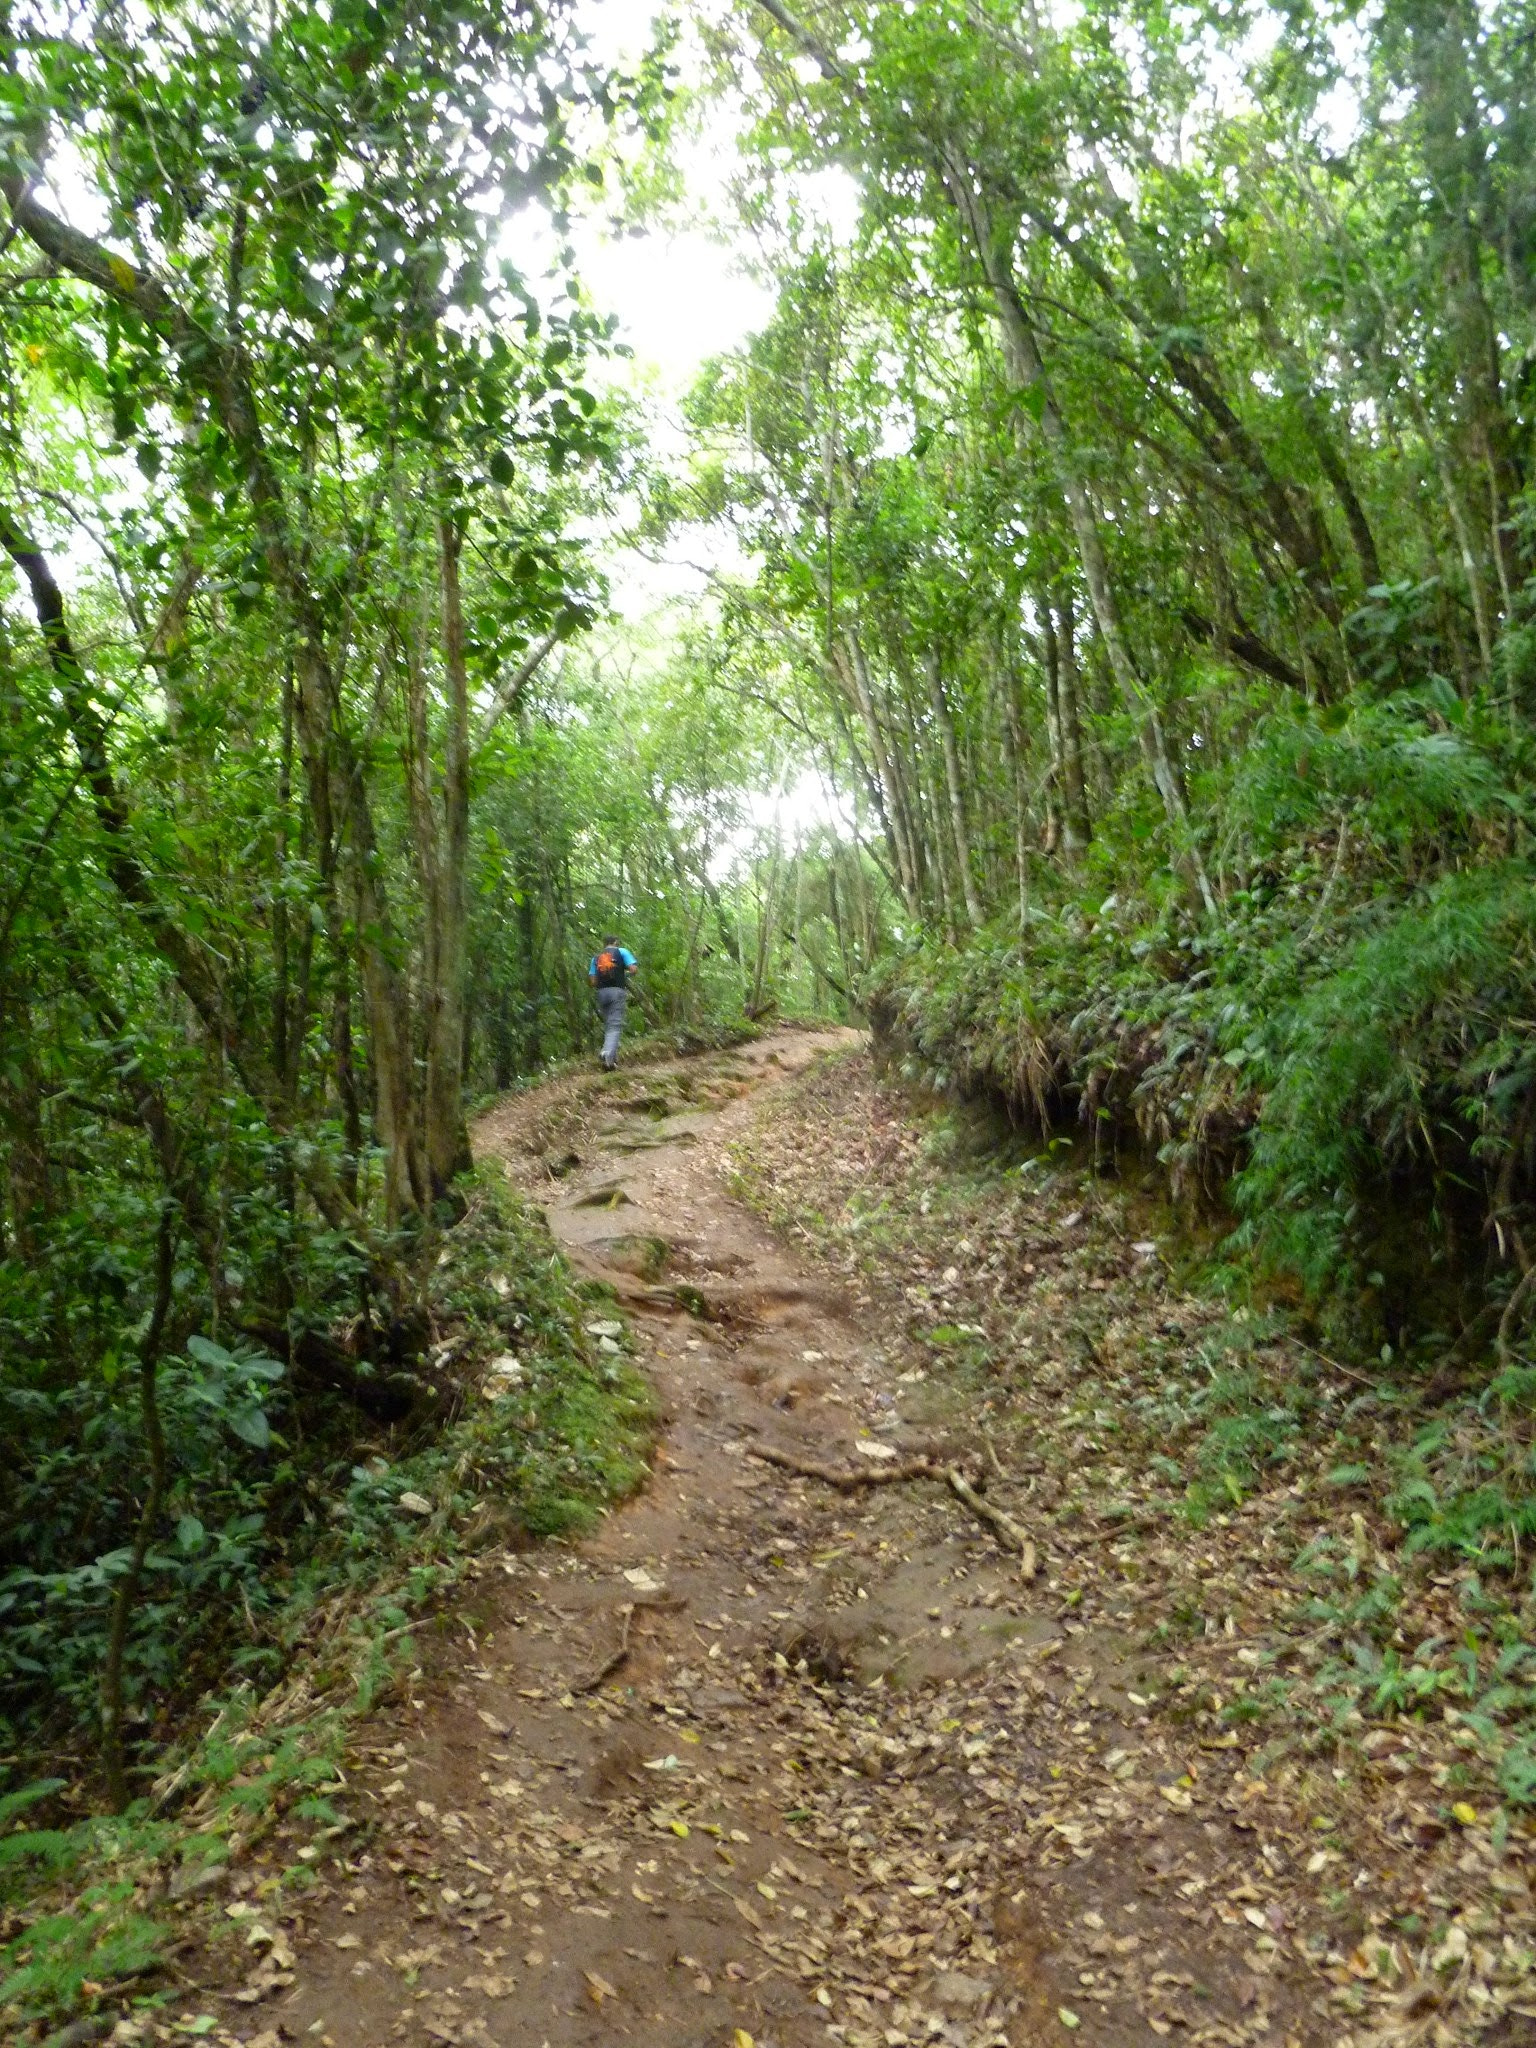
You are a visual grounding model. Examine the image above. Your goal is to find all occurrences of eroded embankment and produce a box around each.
[863,894,1521,1362]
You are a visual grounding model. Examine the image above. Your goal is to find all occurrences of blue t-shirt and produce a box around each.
[589,946,636,981]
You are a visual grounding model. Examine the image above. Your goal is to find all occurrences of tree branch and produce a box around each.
[475,629,561,744]
[1179,607,1308,694]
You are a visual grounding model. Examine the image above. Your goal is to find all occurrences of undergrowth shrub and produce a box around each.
[1233,859,1536,1301]
[0,1167,653,2034]
[869,687,1536,1356]
[0,1165,652,1787]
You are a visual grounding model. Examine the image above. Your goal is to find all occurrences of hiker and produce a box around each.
[588,935,637,1071]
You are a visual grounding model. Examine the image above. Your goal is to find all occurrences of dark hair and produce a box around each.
[603,934,621,948]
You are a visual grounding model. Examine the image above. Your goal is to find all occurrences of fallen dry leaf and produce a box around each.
[584,1968,619,2007]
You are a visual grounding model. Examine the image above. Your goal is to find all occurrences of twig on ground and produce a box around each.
[946,1467,1037,1580]
[1292,1336,1375,1388]
[575,1603,635,1694]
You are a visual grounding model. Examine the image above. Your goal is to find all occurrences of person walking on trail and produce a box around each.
[589,935,637,1071]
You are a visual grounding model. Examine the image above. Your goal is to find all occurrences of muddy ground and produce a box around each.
[177,1030,1533,2048]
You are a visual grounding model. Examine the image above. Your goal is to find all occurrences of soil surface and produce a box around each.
[200,1031,1529,2048]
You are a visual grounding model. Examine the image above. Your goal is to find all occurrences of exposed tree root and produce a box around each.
[575,1603,635,1695]
[748,1444,1039,1577]
[945,1466,1037,1581]
[747,1444,939,1489]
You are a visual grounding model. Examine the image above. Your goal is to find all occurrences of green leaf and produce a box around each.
[228,1407,271,1450]
[186,1335,237,1369]
[1015,381,1046,422]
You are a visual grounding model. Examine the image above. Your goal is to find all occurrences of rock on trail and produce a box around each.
[217,1030,1314,2048]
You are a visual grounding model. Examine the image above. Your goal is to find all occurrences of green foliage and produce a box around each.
[1,1882,164,2029]
[0,1163,651,1783]
[1386,1382,1536,1573]
[0,1168,655,2031]
[1236,857,1536,1297]
[868,686,1536,1349]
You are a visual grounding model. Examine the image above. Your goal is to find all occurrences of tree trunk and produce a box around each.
[924,648,983,928]
[4,188,432,1223]
[421,512,473,1202]
[1400,0,1523,607]
[333,970,363,1206]
[834,632,921,913]
[1051,592,1092,854]
[937,168,1214,912]
[994,646,1033,930]
[913,728,958,937]
[101,1209,174,1812]
[0,506,371,1234]
[0,996,54,1260]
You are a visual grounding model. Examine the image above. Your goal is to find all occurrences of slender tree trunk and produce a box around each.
[937,169,1214,911]
[272,662,294,1091]
[421,512,473,1201]
[1242,290,1383,592]
[333,973,363,1206]
[994,648,1032,930]
[357,906,423,1224]
[510,833,543,1077]
[924,649,983,928]
[834,632,920,913]
[271,661,299,1323]
[1312,172,1498,682]
[847,817,877,967]
[912,728,958,937]
[0,999,53,1259]
[750,840,783,1014]
[887,732,929,913]
[1,195,433,1218]
[888,658,938,918]
[1038,600,1066,858]
[1401,0,1523,605]
[1076,146,1342,639]
[101,1209,174,1813]
[1052,593,1092,853]
[0,507,367,1234]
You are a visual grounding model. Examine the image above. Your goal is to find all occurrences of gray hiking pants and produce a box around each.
[596,985,627,1065]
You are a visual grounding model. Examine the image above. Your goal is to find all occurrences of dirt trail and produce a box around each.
[237,1031,1314,2048]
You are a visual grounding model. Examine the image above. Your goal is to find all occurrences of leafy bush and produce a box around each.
[868,688,1536,1352]
[0,1166,652,1788]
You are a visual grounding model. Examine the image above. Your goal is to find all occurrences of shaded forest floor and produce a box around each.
[117,1035,1533,2048]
